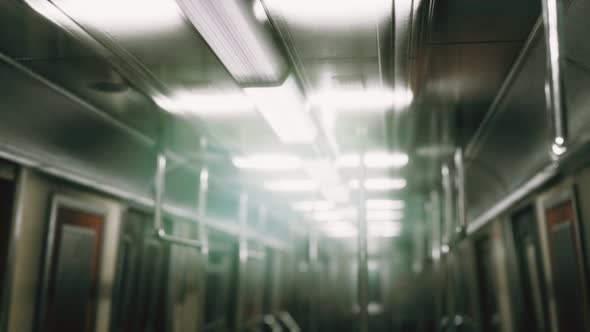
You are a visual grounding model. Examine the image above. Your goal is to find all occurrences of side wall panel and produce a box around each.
[7,168,123,332]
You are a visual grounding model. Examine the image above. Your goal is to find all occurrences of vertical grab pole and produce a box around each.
[234,192,249,331]
[197,167,209,254]
[441,164,453,245]
[454,148,467,237]
[198,138,210,254]
[196,166,209,330]
[308,227,318,332]
[357,130,369,332]
[541,0,568,158]
[154,153,167,233]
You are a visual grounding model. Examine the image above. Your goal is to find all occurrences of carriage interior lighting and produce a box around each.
[364,152,409,168]
[366,199,405,210]
[233,154,302,170]
[302,160,349,203]
[264,179,318,192]
[336,152,409,168]
[349,178,407,191]
[154,89,255,116]
[321,221,402,238]
[50,0,182,35]
[369,221,402,237]
[263,0,392,28]
[245,75,318,144]
[310,88,413,112]
[312,207,402,222]
[312,208,356,222]
[292,200,334,211]
[176,0,287,84]
[320,221,357,238]
[366,210,403,221]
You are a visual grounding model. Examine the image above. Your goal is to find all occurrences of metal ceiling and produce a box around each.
[3,0,587,239]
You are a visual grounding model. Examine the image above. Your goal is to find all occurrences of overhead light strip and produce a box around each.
[176,0,287,85]
[244,75,318,144]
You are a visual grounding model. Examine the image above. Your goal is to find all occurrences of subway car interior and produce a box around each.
[1,0,590,331]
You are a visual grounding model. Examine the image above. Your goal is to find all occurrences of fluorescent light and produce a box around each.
[292,200,334,212]
[264,179,318,192]
[319,221,401,238]
[177,0,287,84]
[310,87,412,112]
[313,207,356,221]
[335,154,361,168]
[392,89,414,109]
[336,152,409,169]
[350,178,407,191]
[245,75,318,144]
[364,152,409,168]
[368,221,402,237]
[233,154,301,170]
[313,211,344,221]
[302,160,349,203]
[319,221,357,238]
[366,210,403,221]
[365,178,407,190]
[51,0,182,36]
[154,88,255,116]
[366,199,405,210]
[264,0,391,28]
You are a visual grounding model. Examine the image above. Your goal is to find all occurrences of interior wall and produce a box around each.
[7,167,123,332]
[168,220,204,332]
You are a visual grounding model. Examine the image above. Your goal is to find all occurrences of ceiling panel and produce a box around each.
[425,42,521,144]
[0,0,93,59]
[566,0,590,69]
[464,40,549,220]
[430,0,540,43]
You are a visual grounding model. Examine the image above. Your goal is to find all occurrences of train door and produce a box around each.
[474,234,501,332]
[203,233,238,331]
[0,163,16,322]
[242,244,266,326]
[543,191,590,331]
[510,206,548,331]
[38,196,106,332]
[451,242,478,331]
[110,210,171,332]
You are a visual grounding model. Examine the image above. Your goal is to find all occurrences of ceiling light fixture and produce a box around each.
[154,88,255,116]
[350,178,407,191]
[292,200,334,212]
[336,152,409,169]
[302,160,349,203]
[313,210,345,222]
[245,75,318,144]
[233,154,301,170]
[319,221,357,238]
[368,221,402,237]
[263,0,392,28]
[364,152,409,168]
[320,221,402,238]
[50,0,182,36]
[310,88,413,112]
[264,179,318,192]
[366,210,403,221]
[176,0,287,85]
[366,199,405,210]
